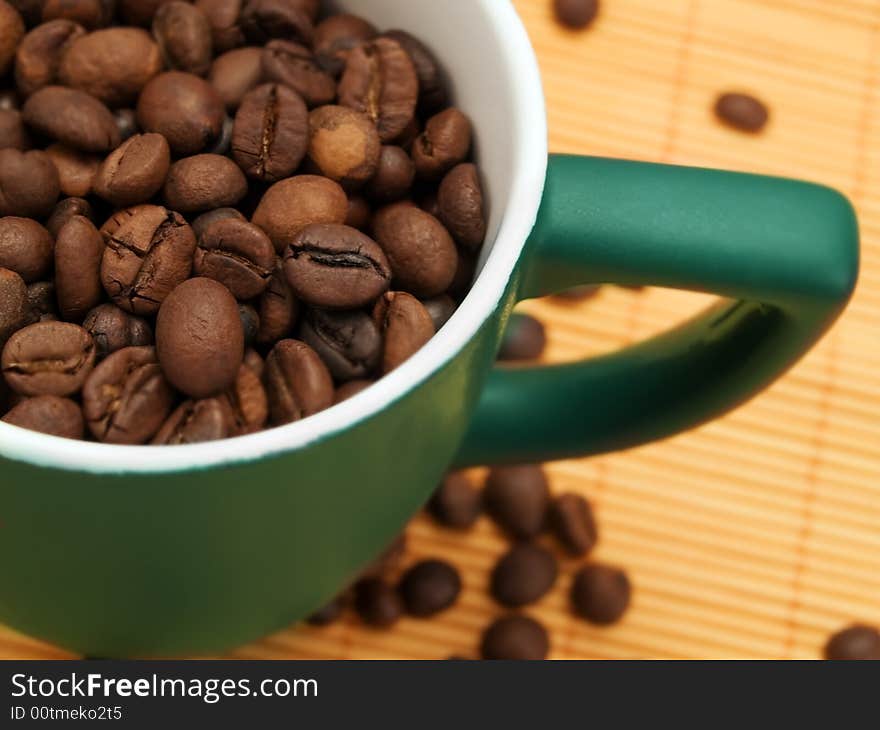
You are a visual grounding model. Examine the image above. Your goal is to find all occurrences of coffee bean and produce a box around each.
[24,280,56,322]
[222,361,268,433]
[137,71,225,155]
[372,203,458,298]
[437,163,486,250]
[283,223,391,309]
[570,564,631,625]
[2,321,95,396]
[196,0,245,53]
[82,345,173,443]
[447,247,476,300]
[236,305,258,347]
[413,108,471,181]
[345,195,371,231]
[0,216,53,282]
[93,134,170,208]
[55,216,104,321]
[372,291,434,374]
[427,471,482,529]
[156,278,244,398]
[332,378,372,404]
[41,0,113,29]
[382,30,448,117]
[210,46,263,109]
[354,578,402,628]
[0,266,26,347]
[83,303,152,359]
[240,0,314,46]
[338,37,417,143]
[421,294,457,331]
[101,205,197,315]
[498,313,546,362]
[300,308,381,381]
[399,559,461,617]
[44,144,98,198]
[365,146,415,203]
[313,13,376,77]
[714,92,769,133]
[262,39,335,108]
[484,465,550,540]
[195,217,274,299]
[0,1,24,77]
[252,175,347,253]
[153,1,213,76]
[0,108,29,149]
[824,625,880,660]
[549,493,597,557]
[23,85,120,152]
[118,0,177,26]
[15,20,86,97]
[114,108,139,141]
[491,543,558,608]
[163,154,248,213]
[153,397,237,445]
[481,614,549,660]
[256,264,298,345]
[99,203,154,237]
[58,27,163,107]
[46,197,92,238]
[193,207,245,240]
[0,149,60,218]
[307,596,345,626]
[554,0,599,29]
[307,105,381,189]
[263,338,333,424]
[3,393,83,438]
[232,82,308,181]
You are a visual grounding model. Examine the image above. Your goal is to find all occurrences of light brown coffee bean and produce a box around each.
[307,105,381,189]
[93,133,171,208]
[222,362,268,434]
[372,291,435,374]
[0,266,26,347]
[45,144,99,198]
[192,207,245,239]
[2,394,84,438]
[55,215,103,321]
[0,148,60,218]
[163,154,248,213]
[437,163,487,250]
[256,264,298,345]
[0,0,24,77]
[153,1,213,76]
[264,338,333,425]
[0,216,53,282]
[2,321,95,396]
[0,109,30,150]
[152,397,236,445]
[15,19,86,97]
[46,197,93,238]
[209,46,263,109]
[23,86,120,152]
[413,108,471,181]
[195,217,275,299]
[262,39,335,107]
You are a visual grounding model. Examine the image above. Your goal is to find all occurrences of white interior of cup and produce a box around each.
[0,0,548,474]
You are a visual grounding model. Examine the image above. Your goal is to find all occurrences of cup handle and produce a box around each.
[456,154,859,466]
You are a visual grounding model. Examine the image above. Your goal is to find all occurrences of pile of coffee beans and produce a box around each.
[0,0,486,444]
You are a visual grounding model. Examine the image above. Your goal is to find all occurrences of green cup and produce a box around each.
[0,1,859,656]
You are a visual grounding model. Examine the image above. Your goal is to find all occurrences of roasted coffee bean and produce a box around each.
[231,83,307,182]
[45,144,98,198]
[240,0,313,46]
[163,154,248,213]
[41,0,113,29]
[153,1,213,76]
[152,397,236,445]
[555,0,599,29]
[0,266,26,346]
[114,108,139,141]
[413,108,471,181]
[23,86,120,152]
[301,308,381,381]
[549,493,598,557]
[83,303,152,359]
[256,264,297,344]
[421,294,457,331]
[498,313,546,362]
[0,216,53,282]
[307,105,381,189]
[137,71,225,156]
[2,321,95,396]
[55,216,104,321]
[354,578,402,628]
[427,471,482,529]
[210,46,263,109]
[338,37,418,143]
[570,564,631,625]
[2,394,83,438]
[0,149,59,218]
[345,195,371,231]
[383,30,448,116]
[0,109,29,149]
[0,1,24,77]
[207,113,232,157]
[481,615,549,660]
[372,291,434,374]
[46,196,92,238]
[156,277,244,398]
[372,203,458,298]
[82,345,173,443]
[223,362,268,433]
[283,224,391,309]
[365,146,414,203]
[306,596,345,626]
[193,208,245,240]
[58,27,163,107]
[24,281,56,322]
[399,559,461,617]
[262,40,334,108]
[491,543,558,608]
[93,133,171,208]
[196,0,245,53]
[484,465,550,540]
[332,378,372,404]
[195,218,274,299]
[263,338,333,424]
[252,175,347,252]
[238,303,259,346]
[438,163,486,250]
[313,13,376,77]
[447,248,476,300]
[99,204,154,237]
[715,92,769,133]
[102,206,197,315]
[15,20,86,97]
[824,625,880,660]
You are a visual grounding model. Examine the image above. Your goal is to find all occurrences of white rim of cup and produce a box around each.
[0,0,549,474]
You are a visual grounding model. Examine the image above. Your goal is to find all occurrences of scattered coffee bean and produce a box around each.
[373,291,435,374]
[54,216,104,321]
[491,543,558,608]
[399,559,462,617]
[2,321,95,396]
[210,46,264,109]
[427,471,482,529]
[195,218,274,299]
[333,378,372,404]
[484,465,550,539]
[307,596,345,627]
[413,108,471,181]
[0,216,53,283]
[0,108,29,150]
[438,163,487,250]
[14,19,85,97]
[313,13,376,77]
[153,1,213,76]
[570,564,631,625]
[93,133,171,208]
[83,303,153,360]
[481,614,549,660]
[421,294,457,331]
[354,578,403,628]
[383,30,448,116]
[549,493,598,557]
[196,0,246,53]
[714,92,769,133]
[554,0,600,29]
[0,266,27,347]
[163,153,248,213]
[41,0,113,29]
[307,104,381,189]
[263,338,333,424]
[257,264,298,345]
[45,144,100,198]
[0,149,60,218]
[2,393,82,438]
[239,0,314,47]
[0,1,24,77]
[262,39,335,107]
[498,313,546,362]
[365,146,415,203]
[824,624,880,660]
[46,197,93,238]
[300,308,381,381]
[23,85,120,152]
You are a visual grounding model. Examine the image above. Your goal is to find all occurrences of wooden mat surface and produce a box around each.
[4,0,879,660]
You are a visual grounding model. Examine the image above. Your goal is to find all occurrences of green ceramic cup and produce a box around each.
[0,1,859,657]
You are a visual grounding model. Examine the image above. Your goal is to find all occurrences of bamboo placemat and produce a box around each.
[3,0,879,660]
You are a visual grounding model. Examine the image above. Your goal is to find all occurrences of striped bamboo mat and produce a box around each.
[4,0,879,660]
